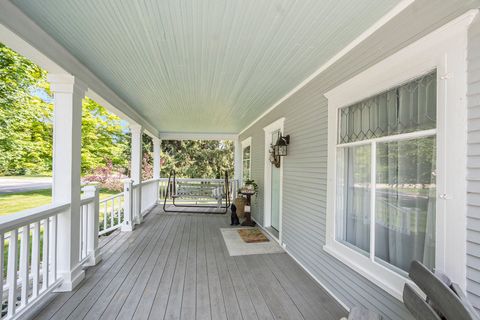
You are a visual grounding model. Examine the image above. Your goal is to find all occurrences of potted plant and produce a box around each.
[242,179,258,195]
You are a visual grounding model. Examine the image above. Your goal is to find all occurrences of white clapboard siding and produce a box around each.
[467,14,480,313]
[240,2,479,319]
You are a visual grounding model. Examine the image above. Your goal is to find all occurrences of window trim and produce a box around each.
[324,12,474,300]
[241,137,252,183]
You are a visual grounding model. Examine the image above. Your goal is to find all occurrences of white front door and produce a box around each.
[263,118,284,240]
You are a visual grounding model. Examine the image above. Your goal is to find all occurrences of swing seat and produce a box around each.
[163,171,231,214]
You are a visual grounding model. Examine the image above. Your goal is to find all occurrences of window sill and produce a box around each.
[323,240,411,301]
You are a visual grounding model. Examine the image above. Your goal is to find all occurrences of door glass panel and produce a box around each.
[271,130,281,231]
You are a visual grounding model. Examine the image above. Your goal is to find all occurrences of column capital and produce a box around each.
[48,74,87,94]
[129,124,143,134]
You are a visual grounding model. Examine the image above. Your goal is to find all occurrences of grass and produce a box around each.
[0,189,119,216]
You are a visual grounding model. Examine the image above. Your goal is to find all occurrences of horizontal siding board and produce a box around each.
[466,12,480,312]
[240,2,480,319]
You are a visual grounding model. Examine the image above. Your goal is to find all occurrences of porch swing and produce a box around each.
[162,170,231,213]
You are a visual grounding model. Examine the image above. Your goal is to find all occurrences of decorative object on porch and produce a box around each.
[230,204,240,226]
[268,142,281,168]
[239,190,256,227]
[237,228,269,243]
[162,170,231,214]
[240,179,258,194]
[274,133,290,157]
[220,227,283,256]
[234,197,247,218]
[268,132,290,168]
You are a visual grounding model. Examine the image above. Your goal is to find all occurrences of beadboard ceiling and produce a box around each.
[12,0,400,134]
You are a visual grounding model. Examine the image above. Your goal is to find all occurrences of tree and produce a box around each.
[0,42,53,175]
[81,97,129,174]
[161,140,234,179]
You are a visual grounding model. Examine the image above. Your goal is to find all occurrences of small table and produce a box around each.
[239,191,256,227]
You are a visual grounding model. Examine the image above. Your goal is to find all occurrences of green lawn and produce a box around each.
[0,189,119,216]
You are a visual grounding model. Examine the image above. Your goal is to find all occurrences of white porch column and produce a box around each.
[130,125,143,224]
[234,136,242,182]
[153,137,161,180]
[48,74,86,292]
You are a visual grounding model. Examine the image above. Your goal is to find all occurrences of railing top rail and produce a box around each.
[80,195,95,205]
[0,202,69,233]
[131,178,160,188]
[99,192,124,203]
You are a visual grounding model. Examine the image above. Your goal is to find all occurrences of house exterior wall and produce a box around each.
[467,14,480,311]
[240,1,479,319]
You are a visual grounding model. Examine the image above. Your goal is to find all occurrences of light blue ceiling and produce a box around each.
[13,0,400,133]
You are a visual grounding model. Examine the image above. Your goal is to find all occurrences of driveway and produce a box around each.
[0,177,52,194]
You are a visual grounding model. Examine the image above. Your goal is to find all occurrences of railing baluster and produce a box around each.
[111,199,115,228]
[0,233,4,310]
[103,202,108,231]
[79,207,83,261]
[117,196,121,224]
[49,216,57,284]
[42,218,49,291]
[31,222,40,299]
[7,229,18,318]
[20,225,30,307]
[82,205,88,259]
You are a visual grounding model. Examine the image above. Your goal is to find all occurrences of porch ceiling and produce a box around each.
[12,0,400,134]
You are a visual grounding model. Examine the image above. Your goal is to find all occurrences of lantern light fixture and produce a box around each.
[274,134,290,157]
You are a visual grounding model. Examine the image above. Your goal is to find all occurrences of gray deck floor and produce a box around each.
[30,206,347,320]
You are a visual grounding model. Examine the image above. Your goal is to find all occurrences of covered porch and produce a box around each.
[0,0,480,319]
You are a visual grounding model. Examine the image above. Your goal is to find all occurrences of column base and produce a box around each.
[135,215,143,225]
[55,264,85,292]
[84,249,102,267]
[121,222,135,232]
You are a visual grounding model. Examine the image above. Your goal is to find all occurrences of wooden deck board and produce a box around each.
[29,207,347,320]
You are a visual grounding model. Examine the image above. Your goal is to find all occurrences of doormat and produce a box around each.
[238,228,269,243]
[220,228,284,256]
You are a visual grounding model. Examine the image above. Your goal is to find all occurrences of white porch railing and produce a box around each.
[140,179,160,214]
[79,185,102,267]
[0,203,66,319]
[158,178,240,204]
[98,193,124,236]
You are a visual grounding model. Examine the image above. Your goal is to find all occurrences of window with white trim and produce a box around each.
[336,71,437,275]
[242,138,252,181]
[324,12,472,298]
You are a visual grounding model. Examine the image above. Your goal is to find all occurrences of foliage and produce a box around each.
[81,97,129,174]
[82,160,126,192]
[0,43,130,176]
[161,140,234,179]
[0,43,53,175]
[243,179,258,195]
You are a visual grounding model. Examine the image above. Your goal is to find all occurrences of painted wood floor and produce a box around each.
[29,206,347,320]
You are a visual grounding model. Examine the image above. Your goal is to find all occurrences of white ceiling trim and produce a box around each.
[0,0,159,137]
[238,0,414,136]
[159,132,238,141]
